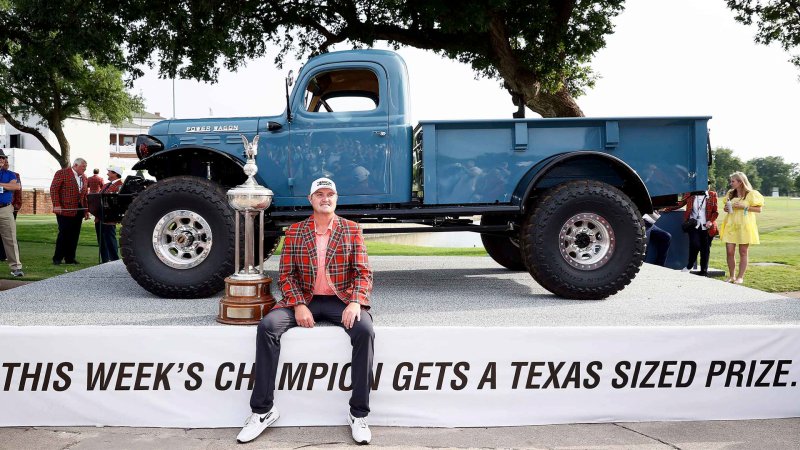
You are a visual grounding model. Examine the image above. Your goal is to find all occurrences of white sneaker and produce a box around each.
[680,267,690,273]
[348,412,372,444]
[236,406,279,443]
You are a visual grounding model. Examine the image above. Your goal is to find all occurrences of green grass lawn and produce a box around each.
[708,196,800,293]
[3,198,799,293]
[5,216,102,281]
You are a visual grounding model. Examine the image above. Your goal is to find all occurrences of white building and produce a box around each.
[0,111,164,188]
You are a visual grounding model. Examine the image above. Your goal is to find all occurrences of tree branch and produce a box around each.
[0,106,65,165]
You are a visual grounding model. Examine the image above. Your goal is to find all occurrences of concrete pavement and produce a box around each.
[2,419,800,449]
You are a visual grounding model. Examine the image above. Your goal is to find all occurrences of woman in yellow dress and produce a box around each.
[719,171,764,284]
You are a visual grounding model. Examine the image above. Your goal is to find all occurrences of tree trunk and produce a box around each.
[48,114,71,168]
[524,87,584,118]
[487,12,585,119]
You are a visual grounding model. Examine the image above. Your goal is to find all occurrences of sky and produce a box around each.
[132,0,800,165]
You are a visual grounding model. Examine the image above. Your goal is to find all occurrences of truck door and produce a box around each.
[287,63,390,206]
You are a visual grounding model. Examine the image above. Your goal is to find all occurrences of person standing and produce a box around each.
[87,168,104,194]
[0,150,23,276]
[238,177,375,445]
[96,166,124,263]
[0,155,21,262]
[50,158,89,265]
[719,171,763,284]
[666,183,719,276]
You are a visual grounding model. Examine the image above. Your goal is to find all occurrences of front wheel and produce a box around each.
[120,176,237,298]
[520,180,645,300]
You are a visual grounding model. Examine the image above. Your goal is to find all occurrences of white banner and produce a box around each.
[1,325,799,427]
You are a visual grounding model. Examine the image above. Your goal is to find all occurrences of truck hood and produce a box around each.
[148,116,270,136]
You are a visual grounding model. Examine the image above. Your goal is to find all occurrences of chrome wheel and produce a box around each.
[152,210,213,269]
[558,212,615,270]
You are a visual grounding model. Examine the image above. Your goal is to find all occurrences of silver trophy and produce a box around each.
[218,135,276,324]
[227,135,274,279]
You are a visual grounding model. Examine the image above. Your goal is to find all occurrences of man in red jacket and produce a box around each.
[87,168,104,194]
[50,158,89,265]
[238,177,374,445]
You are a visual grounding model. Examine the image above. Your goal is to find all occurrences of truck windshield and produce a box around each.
[304,69,379,113]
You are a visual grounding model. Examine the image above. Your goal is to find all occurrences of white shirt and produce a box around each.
[691,192,708,230]
[71,168,82,191]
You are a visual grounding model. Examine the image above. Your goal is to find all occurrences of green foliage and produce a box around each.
[122,0,625,117]
[743,160,762,191]
[0,0,143,167]
[727,1,800,72]
[794,171,800,192]
[710,147,743,193]
[747,156,797,196]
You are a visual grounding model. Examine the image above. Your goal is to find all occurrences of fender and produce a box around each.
[132,145,247,186]
[512,151,653,215]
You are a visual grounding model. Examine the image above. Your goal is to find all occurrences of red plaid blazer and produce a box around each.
[101,180,122,194]
[277,215,373,309]
[11,172,21,212]
[672,191,719,236]
[50,167,88,217]
[87,175,105,194]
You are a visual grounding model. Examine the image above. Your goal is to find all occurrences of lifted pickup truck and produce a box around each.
[117,49,710,300]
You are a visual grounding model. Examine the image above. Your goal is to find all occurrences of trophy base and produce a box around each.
[217,276,275,325]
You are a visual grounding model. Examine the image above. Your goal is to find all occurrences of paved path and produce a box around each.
[2,419,800,449]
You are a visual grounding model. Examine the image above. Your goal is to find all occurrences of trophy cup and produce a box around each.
[217,135,276,325]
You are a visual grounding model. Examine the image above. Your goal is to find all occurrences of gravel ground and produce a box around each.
[0,257,796,327]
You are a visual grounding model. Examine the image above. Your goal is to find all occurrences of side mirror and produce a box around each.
[286,70,294,87]
[267,121,283,132]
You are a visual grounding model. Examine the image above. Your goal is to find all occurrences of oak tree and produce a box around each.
[0,0,142,167]
[727,1,800,72]
[124,0,625,118]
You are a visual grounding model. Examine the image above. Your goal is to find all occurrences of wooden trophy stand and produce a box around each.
[217,276,276,325]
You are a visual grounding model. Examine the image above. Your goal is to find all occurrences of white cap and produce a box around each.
[310,177,337,195]
[107,165,124,177]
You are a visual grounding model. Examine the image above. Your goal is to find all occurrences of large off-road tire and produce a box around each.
[521,180,645,300]
[120,176,278,298]
[480,215,525,271]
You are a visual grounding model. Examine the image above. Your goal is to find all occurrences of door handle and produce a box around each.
[373,131,387,137]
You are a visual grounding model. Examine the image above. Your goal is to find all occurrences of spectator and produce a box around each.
[96,166,124,263]
[665,183,719,276]
[0,155,21,262]
[87,168,104,194]
[0,150,23,277]
[719,171,763,284]
[50,158,89,265]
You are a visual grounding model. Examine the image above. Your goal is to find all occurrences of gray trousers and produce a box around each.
[0,205,21,270]
[250,295,375,418]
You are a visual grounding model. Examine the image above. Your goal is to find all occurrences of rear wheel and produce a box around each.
[480,215,525,271]
[520,180,645,300]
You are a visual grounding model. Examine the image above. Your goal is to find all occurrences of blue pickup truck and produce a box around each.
[119,49,710,300]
